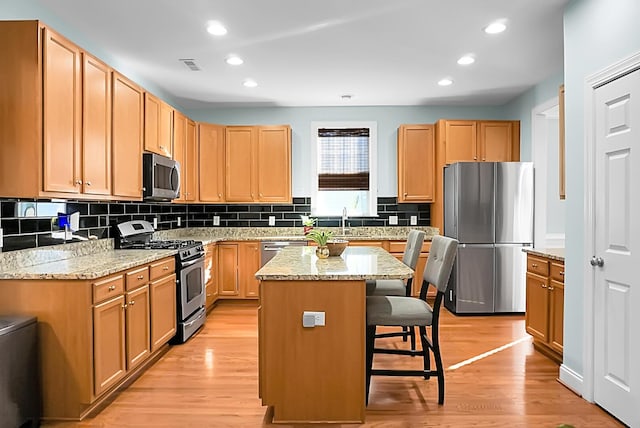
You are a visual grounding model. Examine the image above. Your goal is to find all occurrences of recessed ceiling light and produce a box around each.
[438,78,453,86]
[457,55,475,66]
[226,55,244,65]
[243,79,258,88]
[207,20,227,36]
[484,20,507,34]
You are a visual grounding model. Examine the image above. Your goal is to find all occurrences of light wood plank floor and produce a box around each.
[45,301,623,427]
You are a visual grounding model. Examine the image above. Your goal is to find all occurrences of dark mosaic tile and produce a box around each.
[89,203,109,215]
[249,205,272,212]
[227,221,249,227]
[188,205,205,213]
[219,213,237,220]
[204,205,225,213]
[125,204,139,214]
[292,197,306,204]
[238,213,260,220]
[67,202,89,216]
[378,197,397,204]
[271,205,293,212]
[0,200,17,218]
[1,219,19,235]
[2,235,37,251]
[139,204,152,213]
[262,213,283,220]
[108,203,125,214]
[294,205,311,213]
[36,234,65,248]
[249,220,269,227]
[79,216,99,229]
[20,218,52,233]
[228,205,249,213]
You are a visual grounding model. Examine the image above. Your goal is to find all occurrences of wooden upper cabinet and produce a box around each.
[112,72,143,199]
[443,121,477,164]
[144,93,173,158]
[82,53,111,196]
[173,112,198,202]
[478,121,513,162]
[198,123,225,202]
[397,124,435,203]
[42,26,82,194]
[225,125,292,203]
[256,126,291,203]
[225,126,256,202]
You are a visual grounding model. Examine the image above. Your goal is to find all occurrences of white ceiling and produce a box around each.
[35,0,568,109]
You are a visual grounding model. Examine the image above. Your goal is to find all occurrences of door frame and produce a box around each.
[531,97,561,248]
[582,50,640,403]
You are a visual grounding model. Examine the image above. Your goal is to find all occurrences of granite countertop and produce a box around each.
[0,249,176,280]
[255,246,414,281]
[0,226,438,280]
[523,248,565,262]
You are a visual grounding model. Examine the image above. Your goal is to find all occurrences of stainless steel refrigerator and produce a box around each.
[443,162,533,314]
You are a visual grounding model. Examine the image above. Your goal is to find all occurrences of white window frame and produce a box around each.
[310,121,378,217]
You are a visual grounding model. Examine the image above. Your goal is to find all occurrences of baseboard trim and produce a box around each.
[559,364,584,397]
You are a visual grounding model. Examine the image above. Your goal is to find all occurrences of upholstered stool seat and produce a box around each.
[367,295,433,326]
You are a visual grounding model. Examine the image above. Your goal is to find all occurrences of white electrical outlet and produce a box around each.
[177,217,181,227]
[153,218,158,229]
[213,215,220,226]
[0,228,3,250]
[410,215,418,225]
[302,311,325,327]
[268,215,276,226]
[389,215,398,225]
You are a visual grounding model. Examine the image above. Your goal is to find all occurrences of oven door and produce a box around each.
[177,256,205,320]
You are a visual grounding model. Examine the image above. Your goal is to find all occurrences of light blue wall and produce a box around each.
[545,118,565,234]
[186,106,507,197]
[502,71,564,162]
[563,0,640,376]
[0,0,180,107]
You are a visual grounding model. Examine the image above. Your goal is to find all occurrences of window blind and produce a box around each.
[317,128,370,190]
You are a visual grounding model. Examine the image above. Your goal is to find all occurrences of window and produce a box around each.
[310,121,377,216]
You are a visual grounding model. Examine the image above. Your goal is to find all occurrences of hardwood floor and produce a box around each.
[45,301,622,427]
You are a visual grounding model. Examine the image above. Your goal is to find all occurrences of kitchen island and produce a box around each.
[255,246,413,424]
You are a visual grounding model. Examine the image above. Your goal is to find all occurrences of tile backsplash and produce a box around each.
[0,197,429,252]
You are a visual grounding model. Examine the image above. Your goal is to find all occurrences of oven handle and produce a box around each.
[181,257,204,268]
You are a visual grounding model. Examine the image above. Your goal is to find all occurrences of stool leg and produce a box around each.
[365,325,376,405]
[419,326,430,379]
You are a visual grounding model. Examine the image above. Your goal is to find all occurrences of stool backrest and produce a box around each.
[402,229,426,270]
[422,235,458,294]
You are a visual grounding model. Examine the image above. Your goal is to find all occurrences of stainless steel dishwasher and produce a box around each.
[260,240,307,266]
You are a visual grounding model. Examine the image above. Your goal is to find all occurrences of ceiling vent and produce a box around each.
[179,58,201,71]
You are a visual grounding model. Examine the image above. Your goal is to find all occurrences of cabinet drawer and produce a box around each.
[149,257,175,280]
[93,274,124,303]
[527,256,549,276]
[550,262,565,282]
[389,240,431,254]
[126,266,149,290]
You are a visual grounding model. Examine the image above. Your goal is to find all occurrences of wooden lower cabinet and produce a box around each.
[218,241,261,299]
[204,243,219,310]
[525,254,564,363]
[0,256,176,421]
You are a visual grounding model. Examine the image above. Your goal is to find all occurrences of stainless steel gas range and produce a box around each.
[114,220,206,343]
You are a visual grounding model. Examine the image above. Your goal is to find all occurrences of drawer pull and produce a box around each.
[560,271,564,276]
[540,283,547,289]
[548,285,555,291]
[163,266,169,270]
[122,304,127,309]
[108,285,116,291]
[137,275,144,280]
[129,300,135,306]
[531,263,538,268]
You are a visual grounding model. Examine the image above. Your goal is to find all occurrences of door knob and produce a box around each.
[590,257,604,267]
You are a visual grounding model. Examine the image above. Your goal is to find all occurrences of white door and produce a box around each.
[593,67,640,428]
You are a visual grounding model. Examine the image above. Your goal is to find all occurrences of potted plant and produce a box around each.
[305,229,333,259]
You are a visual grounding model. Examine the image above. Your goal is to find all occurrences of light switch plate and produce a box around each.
[153,218,158,229]
[268,216,276,226]
[213,215,220,226]
[410,215,418,225]
[0,227,3,249]
[177,217,181,227]
[389,215,398,225]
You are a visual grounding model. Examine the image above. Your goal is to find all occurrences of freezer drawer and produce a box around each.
[495,244,530,312]
[445,244,494,314]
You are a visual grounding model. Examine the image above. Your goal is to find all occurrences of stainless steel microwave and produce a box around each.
[143,152,180,201]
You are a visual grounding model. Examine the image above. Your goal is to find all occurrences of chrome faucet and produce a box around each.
[341,206,348,235]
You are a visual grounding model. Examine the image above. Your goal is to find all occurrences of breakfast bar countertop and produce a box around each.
[255,245,413,281]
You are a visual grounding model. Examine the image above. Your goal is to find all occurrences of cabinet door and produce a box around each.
[173,111,186,202]
[525,273,549,342]
[444,121,477,164]
[256,126,291,202]
[144,93,160,155]
[112,72,143,198]
[225,126,255,202]
[125,285,150,369]
[159,101,173,158]
[205,244,215,308]
[398,125,435,202]
[82,53,111,196]
[185,119,198,201]
[93,295,126,396]
[240,242,261,298]
[549,280,564,354]
[218,244,240,296]
[198,123,225,202]
[42,27,81,194]
[150,273,177,352]
[478,121,512,162]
